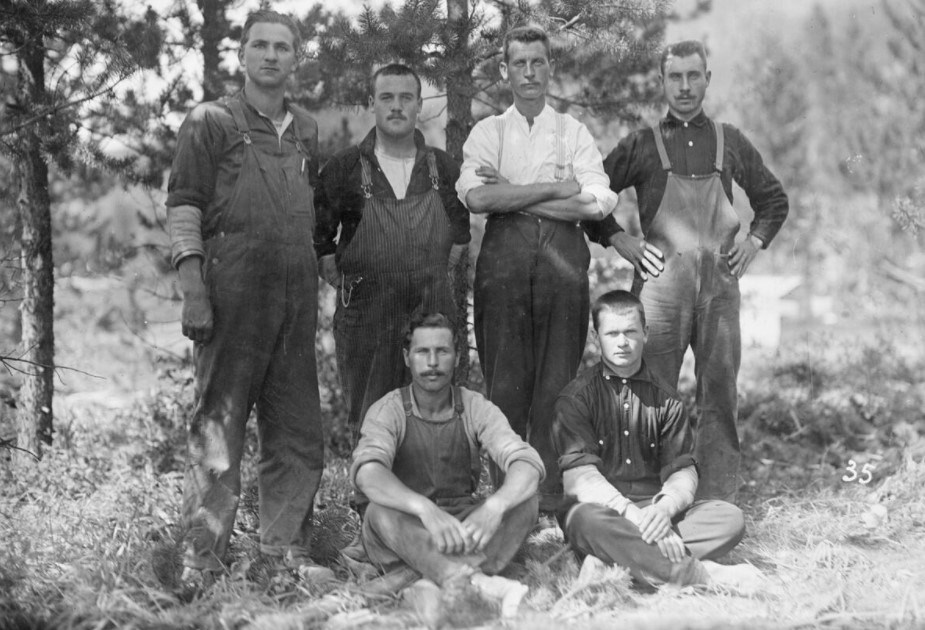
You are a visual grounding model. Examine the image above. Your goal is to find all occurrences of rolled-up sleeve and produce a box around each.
[456,119,496,210]
[466,392,545,482]
[349,392,405,487]
[573,124,618,217]
[167,205,205,268]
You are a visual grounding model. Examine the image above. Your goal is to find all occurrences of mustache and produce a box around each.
[419,370,446,377]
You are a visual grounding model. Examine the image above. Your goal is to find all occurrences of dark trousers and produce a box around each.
[361,496,538,585]
[181,238,324,570]
[334,267,454,443]
[475,214,590,509]
[563,499,744,588]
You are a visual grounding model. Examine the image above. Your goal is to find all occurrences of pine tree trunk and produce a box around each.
[197,0,229,102]
[446,0,474,384]
[14,36,55,467]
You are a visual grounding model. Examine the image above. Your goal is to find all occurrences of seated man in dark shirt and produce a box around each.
[553,290,759,589]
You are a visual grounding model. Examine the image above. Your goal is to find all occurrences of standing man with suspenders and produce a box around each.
[602,41,789,502]
[167,10,332,587]
[456,25,619,512]
[315,64,469,445]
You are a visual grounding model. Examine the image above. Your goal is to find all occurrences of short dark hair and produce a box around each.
[592,290,647,330]
[402,312,457,350]
[660,40,708,75]
[370,63,422,99]
[502,24,551,63]
[241,10,302,55]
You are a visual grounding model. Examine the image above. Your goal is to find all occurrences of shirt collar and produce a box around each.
[234,89,293,120]
[504,102,555,124]
[358,127,428,159]
[665,110,710,128]
[598,359,655,383]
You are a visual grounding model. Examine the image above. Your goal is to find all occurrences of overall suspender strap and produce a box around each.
[452,387,465,416]
[713,121,725,172]
[651,123,671,172]
[226,99,252,145]
[400,386,414,417]
[426,151,440,191]
[359,152,373,199]
[554,113,567,181]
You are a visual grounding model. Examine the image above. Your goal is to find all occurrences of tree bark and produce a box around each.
[446,0,474,384]
[197,0,230,102]
[14,33,55,467]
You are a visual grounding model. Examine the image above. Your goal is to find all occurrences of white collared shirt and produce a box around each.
[456,104,618,216]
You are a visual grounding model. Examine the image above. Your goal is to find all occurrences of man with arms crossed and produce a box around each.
[456,25,619,511]
[553,290,756,589]
[167,10,330,587]
[350,312,542,617]
[316,64,469,444]
[602,41,789,501]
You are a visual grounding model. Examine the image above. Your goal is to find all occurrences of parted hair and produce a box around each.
[502,24,551,62]
[241,10,302,55]
[402,312,458,350]
[660,40,708,75]
[591,290,647,330]
[370,63,422,99]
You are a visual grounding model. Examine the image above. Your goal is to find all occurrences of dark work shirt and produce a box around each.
[553,360,696,501]
[166,90,319,237]
[314,128,470,260]
[600,111,789,248]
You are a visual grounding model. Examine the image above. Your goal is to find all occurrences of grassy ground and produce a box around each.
[2,277,924,629]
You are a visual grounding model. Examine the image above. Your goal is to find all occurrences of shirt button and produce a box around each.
[624,430,630,436]
[683,122,689,128]
[598,439,604,445]
[626,458,632,464]
[623,403,630,410]
[212,258,219,264]
[688,140,694,147]
[605,375,610,380]
[621,379,627,384]
[650,443,656,448]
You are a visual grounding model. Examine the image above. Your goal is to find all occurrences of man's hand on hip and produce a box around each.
[727,234,762,278]
[319,254,341,288]
[609,232,664,280]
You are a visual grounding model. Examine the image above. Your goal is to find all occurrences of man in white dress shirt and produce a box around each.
[456,24,620,512]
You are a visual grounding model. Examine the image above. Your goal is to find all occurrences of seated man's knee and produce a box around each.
[364,503,410,542]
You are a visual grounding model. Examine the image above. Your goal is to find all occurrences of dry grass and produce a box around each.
[3,285,925,629]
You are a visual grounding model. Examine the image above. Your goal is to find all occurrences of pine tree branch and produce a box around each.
[0,78,129,138]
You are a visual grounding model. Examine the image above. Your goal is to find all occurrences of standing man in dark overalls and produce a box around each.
[315,64,469,444]
[167,10,331,588]
[602,40,789,502]
[456,26,619,512]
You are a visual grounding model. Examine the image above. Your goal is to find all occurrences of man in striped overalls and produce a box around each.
[316,64,470,446]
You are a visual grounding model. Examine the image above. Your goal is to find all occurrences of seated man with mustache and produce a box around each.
[347,311,542,618]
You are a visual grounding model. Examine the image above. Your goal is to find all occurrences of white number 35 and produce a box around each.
[842,459,875,484]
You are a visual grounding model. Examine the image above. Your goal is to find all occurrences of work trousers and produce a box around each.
[563,499,745,588]
[361,496,539,586]
[334,267,453,443]
[182,235,324,570]
[475,214,590,509]
[640,252,741,501]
